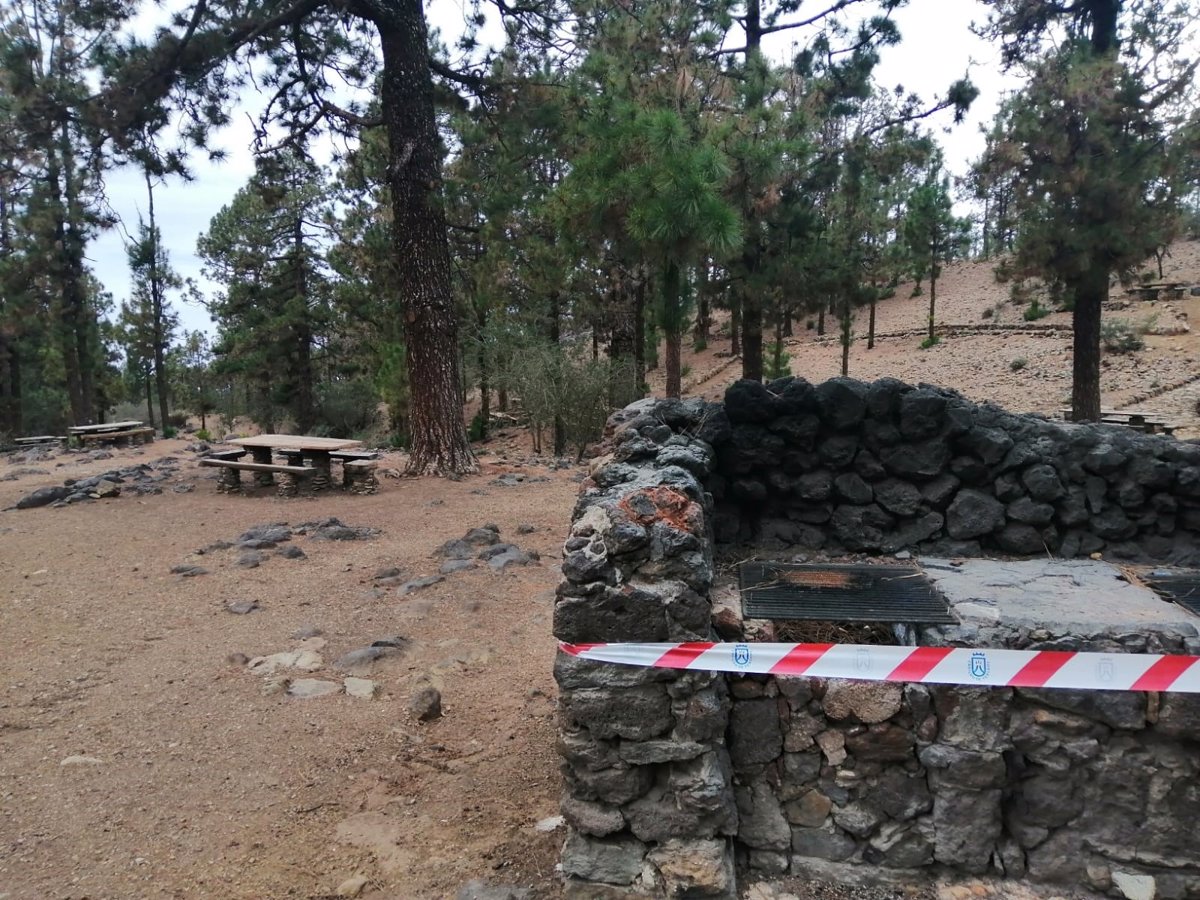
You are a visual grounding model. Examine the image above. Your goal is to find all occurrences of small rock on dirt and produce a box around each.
[287,679,341,699]
[399,575,444,595]
[456,881,531,900]
[276,544,306,560]
[333,645,405,675]
[172,483,194,493]
[236,551,263,569]
[336,875,370,898]
[344,677,379,700]
[439,559,475,575]
[515,523,537,535]
[410,685,442,721]
[60,755,103,766]
[15,485,70,509]
[225,600,260,615]
[170,564,208,577]
[374,566,403,580]
[227,653,250,666]
[249,650,323,675]
[534,815,564,833]
[291,625,323,639]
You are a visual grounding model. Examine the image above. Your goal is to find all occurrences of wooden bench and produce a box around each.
[343,459,380,494]
[329,449,380,462]
[78,427,155,446]
[198,458,315,497]
[14,435,68,447]
[202,449,248,461]
[1061,408,1176,435]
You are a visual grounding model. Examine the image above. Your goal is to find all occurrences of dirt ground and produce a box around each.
[2,247,1198,899]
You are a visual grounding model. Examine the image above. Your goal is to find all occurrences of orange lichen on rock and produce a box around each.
[618,486,703,533]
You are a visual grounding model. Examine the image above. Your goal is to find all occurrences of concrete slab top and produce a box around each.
[918,557,1200,637]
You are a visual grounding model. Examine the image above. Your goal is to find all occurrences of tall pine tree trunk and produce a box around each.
[663,261,683,399]
[146,174,171,432]
[693,261,710,348]
[738,0,764,382]
[840,298,852,376]
[476,302,489,440]
[633,274,647,394]
[868,281,877,350]
[730,297,741,356]
[378,3,476,475]
[292,212,315,433]
[927,244,937,341]
[1070,267,1107,422]
[547,291,565,455]
[144,367,156,428]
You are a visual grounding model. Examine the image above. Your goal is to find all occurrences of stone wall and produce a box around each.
[708,376,1200,564]
[553,378,1200,898]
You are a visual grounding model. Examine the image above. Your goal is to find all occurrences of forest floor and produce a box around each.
[2,246,1198,900]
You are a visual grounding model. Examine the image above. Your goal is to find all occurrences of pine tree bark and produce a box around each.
[146,174,171,432]
[663,261,683,399]
[1070,266,1107,422]
[377,1,476,475]
[291,210,315,432]
[730,297,741,356]
[928,244,937,342]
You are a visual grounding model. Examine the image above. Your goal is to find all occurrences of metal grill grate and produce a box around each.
[738,562,957,624]
[1143,573,1200,617]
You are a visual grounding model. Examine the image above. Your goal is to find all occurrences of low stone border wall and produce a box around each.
[554,378,1200,899]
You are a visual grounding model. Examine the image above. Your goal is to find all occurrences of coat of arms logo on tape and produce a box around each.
[733,644,751,668]
[969,652,989,680]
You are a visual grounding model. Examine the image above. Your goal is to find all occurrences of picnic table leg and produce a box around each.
[309,452,332,492]
[277,472,299,498]
[217,467,242,494]
[248,447,275,486]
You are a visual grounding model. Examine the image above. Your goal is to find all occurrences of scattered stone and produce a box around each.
[89,479,121,498]
[333,645,405,675]
[226,653,250,666]
[170,564,208,577]
[239,525,292,544]
[335,875,370,898]
[343,677,379,700]
[516,523,537,535]
[374,566,403,580]
[15,486,70,509]
[276,544,306,560]
[236,551,263,569]
[60,755,103,766]
[440,559,476,575]
[172,483,194,493]
[486,547,538,572]
[410,685,442,721]
[248,650,323,675]
[299,517,379,541]
[225,601,260,615]
[534,815,565,833]
[291,625,323,639]
[287,678,341,699]
[399,575,444,596]
[456,881,531,900]
[436,525,501,559]
[237,539,277,550]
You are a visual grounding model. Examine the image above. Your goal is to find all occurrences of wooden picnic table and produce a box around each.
[1061,407,1175,435]
[1126,282,1186,301]
[68,420,143,435]
[228,434,362,491]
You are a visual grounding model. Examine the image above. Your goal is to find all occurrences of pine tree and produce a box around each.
[980,0,1200,420]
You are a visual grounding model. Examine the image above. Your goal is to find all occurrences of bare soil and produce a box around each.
[2,247,1197,899]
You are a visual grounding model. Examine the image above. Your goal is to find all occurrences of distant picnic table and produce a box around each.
[1126,282,1187,302]
[1061,407,1176,435]
[67,420,154,446]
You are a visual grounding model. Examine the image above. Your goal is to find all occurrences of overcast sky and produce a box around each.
[87,0,1021,336]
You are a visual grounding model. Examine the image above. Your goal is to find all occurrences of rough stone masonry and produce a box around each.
[553,376,1200,899]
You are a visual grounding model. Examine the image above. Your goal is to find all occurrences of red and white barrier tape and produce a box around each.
[558,641,1200,693]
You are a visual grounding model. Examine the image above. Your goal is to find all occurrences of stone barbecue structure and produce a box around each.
[553,377,1200,899]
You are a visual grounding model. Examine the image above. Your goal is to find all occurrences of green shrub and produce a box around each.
[1100,319,1145,354]
[468,410,487,442]
[163,425,178,439]
[981,307,994,319]
[314,379,379,437]
[1023,300,1050,321]
[920,334,941,349]
[765,342,792,379]
[195,428,211,442]
[693,337,708,352]
[1010,358,1027,372]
